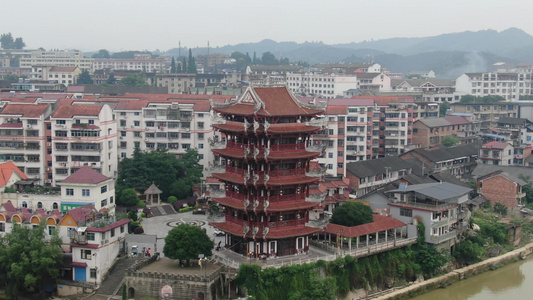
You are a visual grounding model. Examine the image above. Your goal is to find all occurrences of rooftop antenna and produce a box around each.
[178,41,181,58]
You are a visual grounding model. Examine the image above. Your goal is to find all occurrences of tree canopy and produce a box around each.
[0,221,62,299]
[187,49,197,73]
[1,33,25,49]
[163,224,213,264]
[439,101,450,117]
[120,188,140,207]
[91,49,110,58]
[117,147,202,201]
[261,52,279,65]
[441,135,460,147]
[330,202,373,227]
[460,94,505,103]
[106,73,117,85]
[119,73,148,87]
[170,57,177,73]
[111,50,152,59]
[77,69,93,85]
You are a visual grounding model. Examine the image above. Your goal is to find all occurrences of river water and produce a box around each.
[411,256,533,300]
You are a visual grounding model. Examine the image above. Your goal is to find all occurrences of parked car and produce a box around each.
[192,208,206,215]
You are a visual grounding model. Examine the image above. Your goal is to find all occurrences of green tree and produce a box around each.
[493,202,508,216]
[330,202,373,227]
[119,73,148,87]
[181,58,187,73]
[170,57,176,73]
[187,49,197,73]
[253,51,260,64]
[460,94,505,103]
[92,49,110,58]
[439,101,450,117]
[4,74,20,83]
[167,196,178,205]
[0,221,62,298]
[163,224,213,265]
[120,188,140,207]
[106,73,117,85]
[453,237,485,265]
[441,135,460,147]
[13,37,25,49]
[117,148,202,200]
[77,69,93,84]
[415,243,449,277]
[261,52,279,65]
[0,33,14,49]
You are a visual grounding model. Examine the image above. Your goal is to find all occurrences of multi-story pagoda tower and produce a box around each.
[209,84,328,257]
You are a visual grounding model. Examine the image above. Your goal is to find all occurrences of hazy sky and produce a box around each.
[2,0,532,52]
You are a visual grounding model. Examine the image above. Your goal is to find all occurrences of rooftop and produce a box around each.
[61,166,110,185]
[386,182,472,201]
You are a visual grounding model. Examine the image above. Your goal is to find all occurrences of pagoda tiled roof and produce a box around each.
[212,172,320,186]
[212,148,321,161]
[213,86,324,117]
[210,221,322,239]
[214,197,320,212]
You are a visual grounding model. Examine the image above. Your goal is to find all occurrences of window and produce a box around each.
[399,208,413,217]
[338,151,344,157]
[121,131,126,137]
[88,120,94,125]
[81,249,92,260]
[82,189,90,196]
[101,199,107,207]
[53,202,58,209]
[37,202,43,208]
[120,225,124,233]
[87,232,95,241]
[56,120,66,125]
[198,144,204,149]
[134,121,140,126]
[101,185,107,193]
[134,112,140,116]
[111,228,115,237]
[120,120,126,127]
[328,152,333,158]
[328,164,333,169]
[48,226,55,235]
[0,223,4,232]
[90,268,97,279]
[110,196,114,204]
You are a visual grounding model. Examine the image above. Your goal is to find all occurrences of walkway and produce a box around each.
[96,257,140,296]
[149,204,176,217]
[213,237,417,270]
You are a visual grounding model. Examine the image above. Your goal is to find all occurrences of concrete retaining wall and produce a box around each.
[374,242,533,300]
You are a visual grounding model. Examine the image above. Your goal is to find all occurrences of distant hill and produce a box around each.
[157,28,533,78]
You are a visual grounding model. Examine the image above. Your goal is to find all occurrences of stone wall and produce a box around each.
[374,241,533,300]
[123,257,223,300]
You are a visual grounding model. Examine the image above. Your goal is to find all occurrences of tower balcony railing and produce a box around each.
[268,168,306,177]
[269,218,307,228]
[269,143,306,152]
[226,165,246,175]
[269,194,305,202]
[225,190,245,200]
[225,214,244,226]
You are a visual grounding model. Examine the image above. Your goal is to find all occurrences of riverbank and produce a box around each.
[373,241,533,300]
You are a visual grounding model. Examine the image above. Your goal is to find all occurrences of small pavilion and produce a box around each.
[144,182,162,205]
[323,214,407,252]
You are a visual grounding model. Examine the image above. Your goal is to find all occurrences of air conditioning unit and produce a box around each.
[169,138,173,141]
[144,139,148,142]
[46,167,50,171]
[105,239,109,244]
[119,137,123,139]
[26,124,31,128]
[46,143,51,147]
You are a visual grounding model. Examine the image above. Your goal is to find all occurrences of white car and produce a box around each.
[213,229,225,236]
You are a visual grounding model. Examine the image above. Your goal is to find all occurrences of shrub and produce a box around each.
[134,227,144,234]
[168,196,178,205]
[493,203,508,216]
[178,206,195,213]
[136,200,146,208]
[3,186,16,193]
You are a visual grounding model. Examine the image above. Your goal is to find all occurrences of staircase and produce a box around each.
[96,257,136,296]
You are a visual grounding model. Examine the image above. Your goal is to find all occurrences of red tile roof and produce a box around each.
[482,141,511,149]
[326,105,348,115]
[0,201,17,212]
[0,103,49,118]
[324,215,406,238]
[86,218,130,233]
[67,204,97,222]
[61,166,110,184]
[267,226,322,239]
[214,86,324,117]
[351,95,414,106]
[0,162,28,186]
[53,104,102,118]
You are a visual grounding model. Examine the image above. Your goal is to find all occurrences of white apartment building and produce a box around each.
[114,100,217,167]
[0,103,53,184]
[455,72,533,101]
[92,54,166,73]
[19,50,93,70]
[286,72,391,98]
[155,73,196,94]
[29,66,81,86]
[59,166,116,213]
[50,103,117,185]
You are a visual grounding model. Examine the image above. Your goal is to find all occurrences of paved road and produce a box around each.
[141,211,225,257]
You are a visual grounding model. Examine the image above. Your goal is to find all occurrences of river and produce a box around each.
[411,255,533,300]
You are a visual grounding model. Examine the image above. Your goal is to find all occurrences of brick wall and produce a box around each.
[479,175,519,208]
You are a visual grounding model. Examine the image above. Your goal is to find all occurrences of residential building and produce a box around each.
[196,54,230,68]
[399,143,481,177]
[386,182,471,250]
[345,156,413,198]
[477,171,526,212]
[155,73,196,94]
[478,141,515,166]
[50,102,117,184]
[455,72,533,101]
[450,102,519,128]
[19,50,93,71]
[209,85,328,257]
[412,102,439,119]
[411,116,476,148]
[0,103,53,184]
[92,55,166,73]
[59,166,115,213]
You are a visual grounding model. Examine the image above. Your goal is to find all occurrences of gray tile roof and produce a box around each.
[386,182,472,201]
[417,118,452,128]
[472,164,533,182]
[345,156,413,178]
[497,116,529,126]
[404,143,482,163]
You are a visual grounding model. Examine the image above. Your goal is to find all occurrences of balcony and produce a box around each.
[269,218,307,229]
[429,230,457,244]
